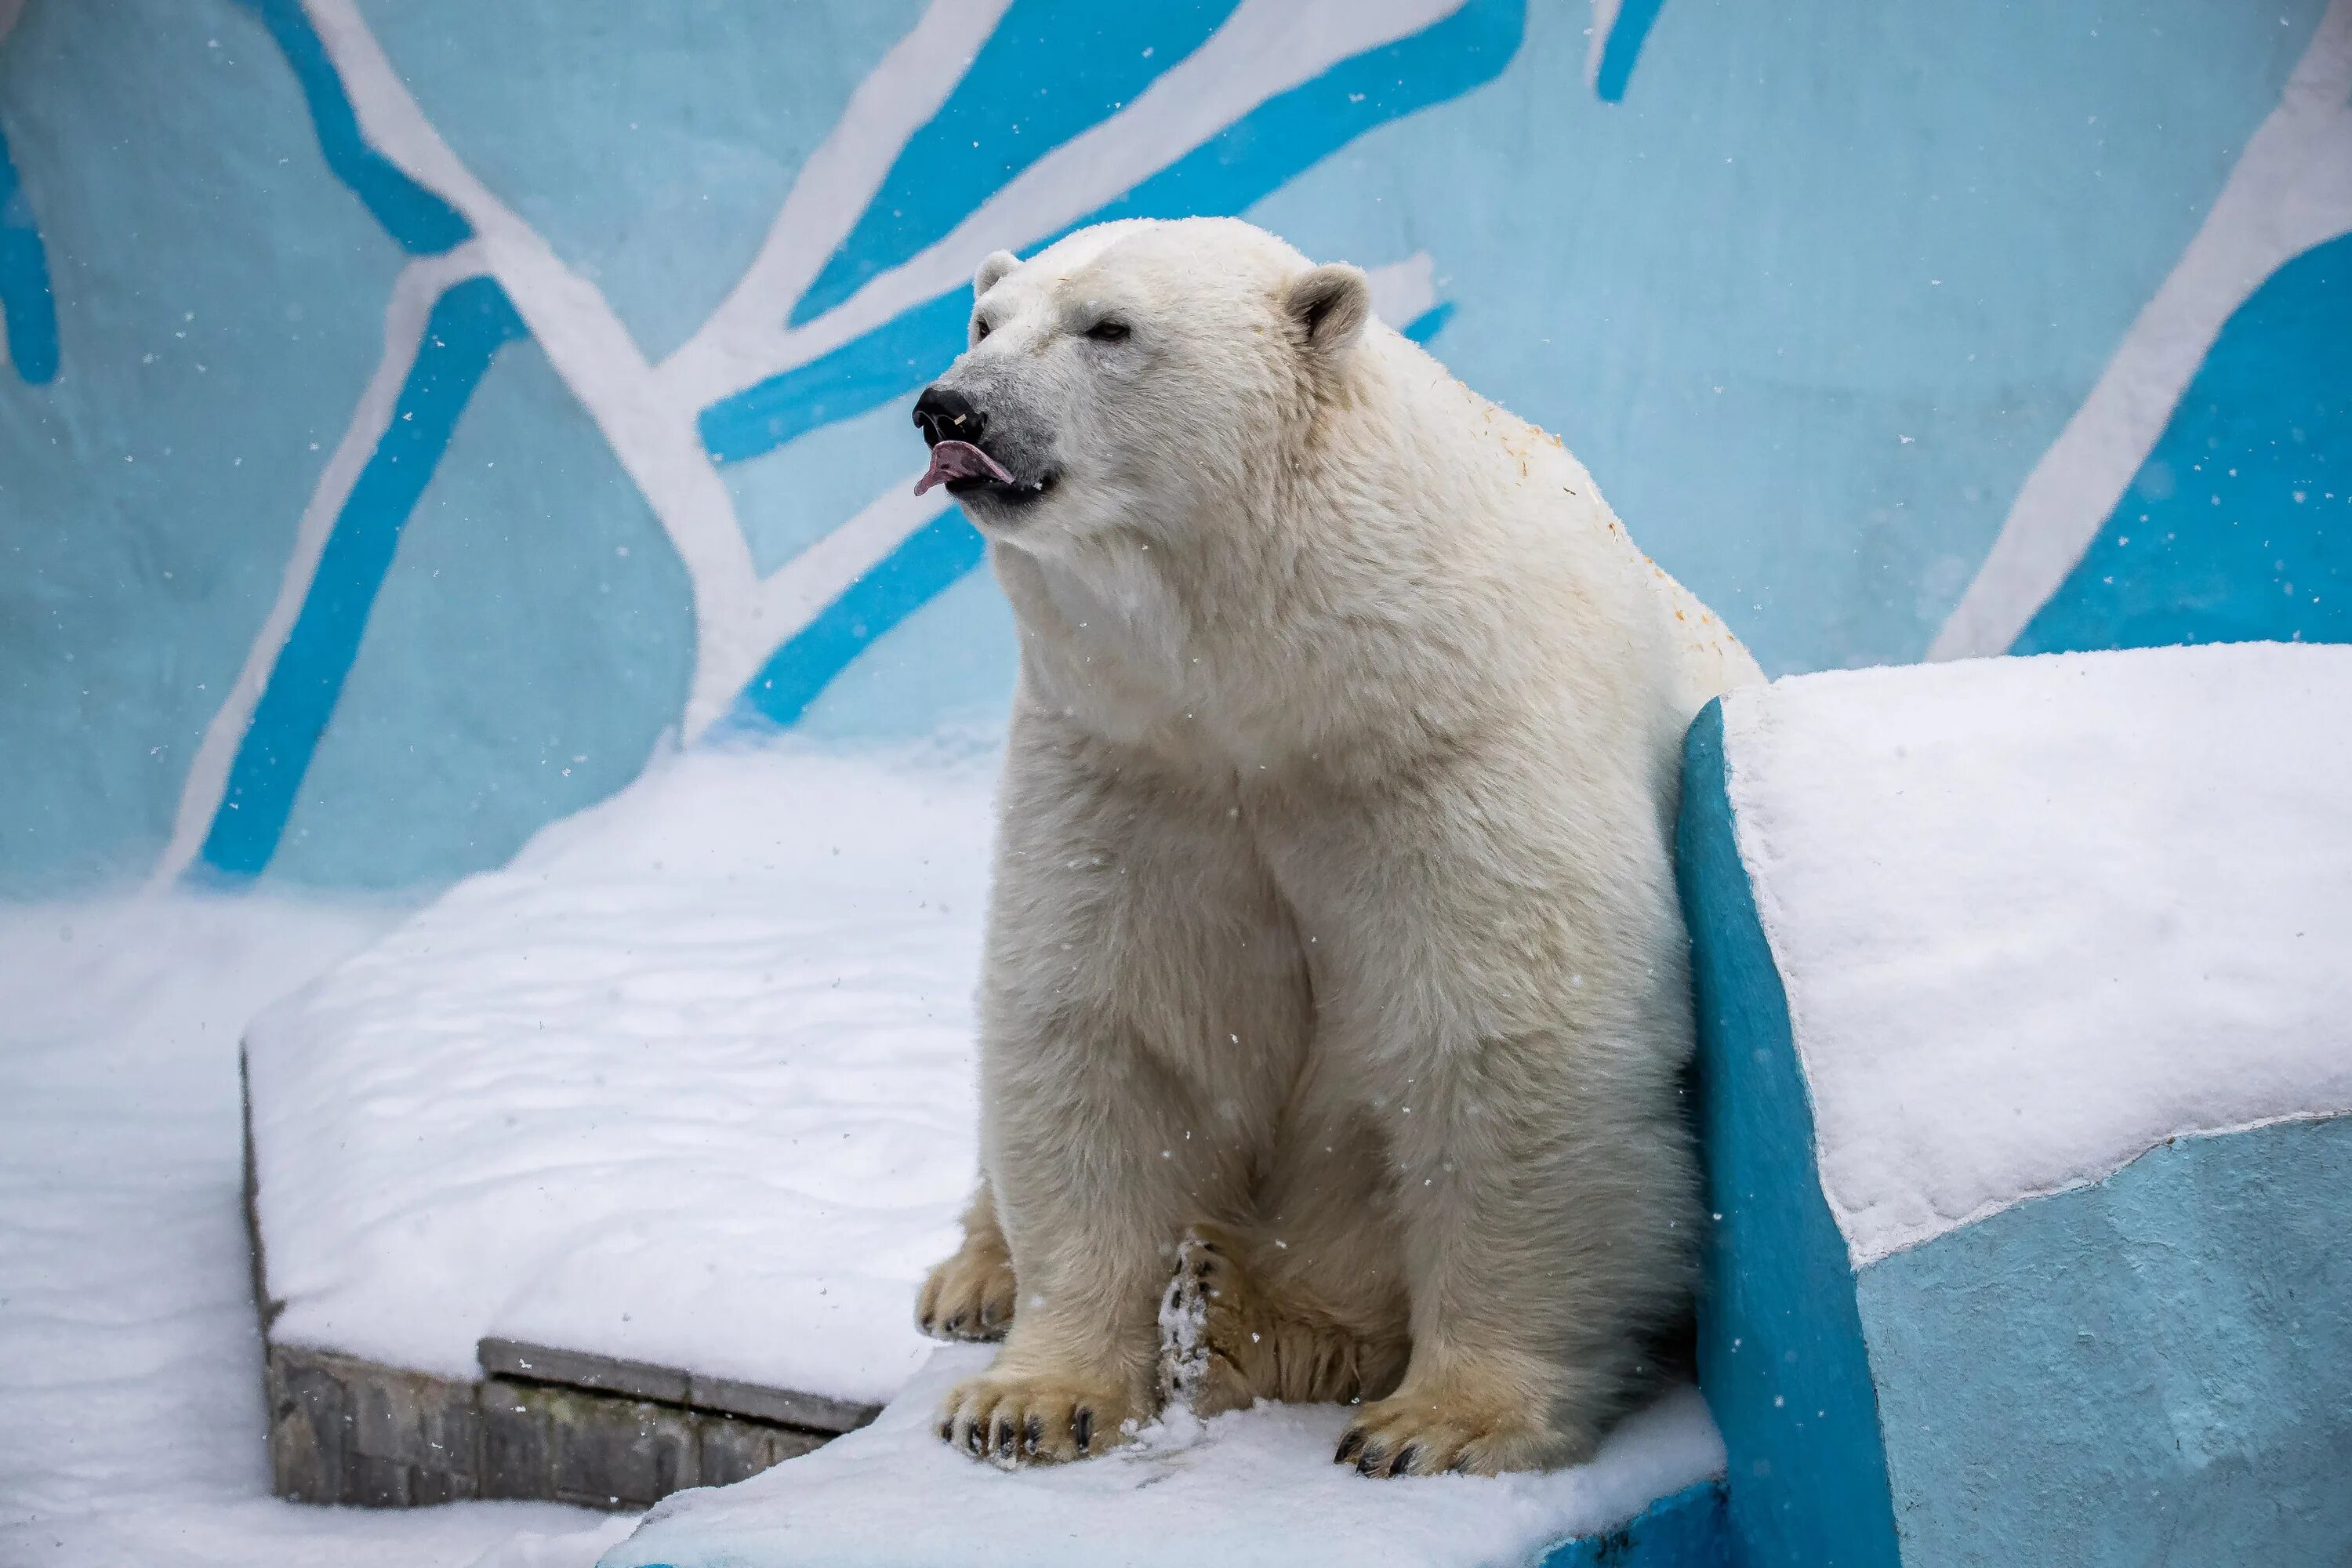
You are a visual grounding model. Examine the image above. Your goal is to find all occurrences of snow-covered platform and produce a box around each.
[244,640,2350,1561]
[599,1347,1726,1568]
[1682,642,2352,1567]
[241,740,1000,1505]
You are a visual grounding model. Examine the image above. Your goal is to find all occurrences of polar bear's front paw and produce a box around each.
[936,1369,1145,1466]
[916,1237,1016,1342]
[1333,1381,1592,1478]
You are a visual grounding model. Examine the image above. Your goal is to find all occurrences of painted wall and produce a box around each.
[2,0,2347,895]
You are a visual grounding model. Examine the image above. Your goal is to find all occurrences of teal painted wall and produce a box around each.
[2017,233,2352,656]
[2,0,2344,895]
[1861,1116,2352,1566]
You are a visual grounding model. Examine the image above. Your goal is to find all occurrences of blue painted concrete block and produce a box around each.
[1677,644,2352,1567]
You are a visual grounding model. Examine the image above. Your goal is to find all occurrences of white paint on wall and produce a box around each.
[1929,0,2352,661]
[1366,252,1439,331]
[660,0,1015,414]
[1586,0,1623,88]
[302,0,770,729]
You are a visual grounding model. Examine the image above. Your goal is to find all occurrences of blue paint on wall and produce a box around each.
[0,118,58,384]
[731,507,986,730]
[0,0,417,898]
[1677,701,1901,1568]
[698,0,1524,468]
[199,276,526,879]
[1402,301,1456,345]
[1536,1480,1731,1566]
[1592,0,1668,103]
[234,0,472,255]
[790,0,1243,327]
[1860,1115,2352,1567]
[723,395,938,577]
[793,566,1018,744]
[702,289,966,466]
[2015,233,2352,657]
[266,328,695,890]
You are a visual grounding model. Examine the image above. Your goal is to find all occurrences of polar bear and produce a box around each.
[909,217,1762,1477]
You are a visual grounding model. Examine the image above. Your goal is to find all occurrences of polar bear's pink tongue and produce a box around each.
[913,439,1014,496]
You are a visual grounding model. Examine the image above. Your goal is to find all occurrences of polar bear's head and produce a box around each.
[911,218,1373,546]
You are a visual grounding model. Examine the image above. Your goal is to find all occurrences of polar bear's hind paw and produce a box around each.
[1334,1381,1592,1478]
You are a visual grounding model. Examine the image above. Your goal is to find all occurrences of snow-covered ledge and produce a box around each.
[602,1347,1724,1568]
[1682,641,2352,1568]
[240,741,1000,1506]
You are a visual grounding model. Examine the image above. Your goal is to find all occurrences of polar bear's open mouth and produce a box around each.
[913,438,1054,506]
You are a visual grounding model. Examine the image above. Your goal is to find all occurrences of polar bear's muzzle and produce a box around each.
[912,384,1055,507]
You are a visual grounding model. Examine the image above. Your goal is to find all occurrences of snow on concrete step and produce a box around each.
[1682,641,2352,1568]
[598,1346,1727,1568]
[242,739,997,1417]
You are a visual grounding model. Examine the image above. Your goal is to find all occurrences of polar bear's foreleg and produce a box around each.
[938,719,1311,1465]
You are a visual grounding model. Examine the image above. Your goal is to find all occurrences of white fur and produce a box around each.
[918,218,1762,1475]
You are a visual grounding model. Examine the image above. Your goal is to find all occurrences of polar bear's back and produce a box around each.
[1363,325,1764,729]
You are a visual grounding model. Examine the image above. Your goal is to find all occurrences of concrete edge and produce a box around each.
[263,1341,829,1510]
[478,1338,881,1436]
[241,1038,857,1509]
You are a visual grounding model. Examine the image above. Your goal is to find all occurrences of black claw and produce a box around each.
[943,1313,964,1334]
[1355,1447,1385,1478]
[937,1417,953,1443]
[1073,1409,1094,1455]
[965,1417,985,1457]
[993,1416,1015,1458]
[1022,1416,1044,1455]
[1164,1283,1183,1312]
[1334,1428,1365,1465]
[1388,1444,1419,1478]
[919,1315,934,1334]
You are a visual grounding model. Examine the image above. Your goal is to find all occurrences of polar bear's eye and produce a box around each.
[971,318,992,343]
[1083,318,1131,344]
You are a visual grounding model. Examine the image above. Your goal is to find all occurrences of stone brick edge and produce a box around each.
[241,1046,869,1511]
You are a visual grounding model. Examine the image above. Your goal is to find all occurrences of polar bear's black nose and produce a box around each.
[913,386,983,448]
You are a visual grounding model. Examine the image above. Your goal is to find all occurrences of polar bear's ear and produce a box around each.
[974,250,1022,299]
[1282,263,1372,358]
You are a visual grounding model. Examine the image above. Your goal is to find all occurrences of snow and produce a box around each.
[1722,641,2352,1268]
[600,1346,1723,1568]
[243,737,997,1404]
[2,738,1719,1568]
[0,893,629,1568]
